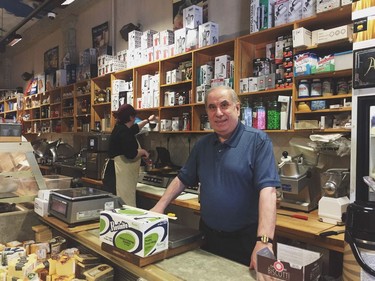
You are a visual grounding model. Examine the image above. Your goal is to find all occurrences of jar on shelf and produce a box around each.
[322,78,333,96]
[311,79,322,97]
[298,80,310,98]
[182,113,191,131]
[252,99,266,130]
[267,98,280,130]
[336,78,349,95]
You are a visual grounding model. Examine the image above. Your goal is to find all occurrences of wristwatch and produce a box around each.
[256,235,273,244]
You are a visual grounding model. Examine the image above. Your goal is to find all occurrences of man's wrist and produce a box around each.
[256,235,273,244]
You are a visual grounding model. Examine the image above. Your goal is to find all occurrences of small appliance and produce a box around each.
[48,187,122,225]
[86,134,110,180]
[318,168,350,225]
[278,151,321,212]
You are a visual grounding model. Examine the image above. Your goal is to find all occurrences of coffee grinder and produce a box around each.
[318,168,350,225]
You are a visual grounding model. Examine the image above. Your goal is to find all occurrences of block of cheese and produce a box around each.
[74,254,100,264]
[51,274,75,281]
[7,253,37,279]
[83,264,113,281]
[56,255,75,276]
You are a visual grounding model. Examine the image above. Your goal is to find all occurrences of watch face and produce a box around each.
[354,47,375,89]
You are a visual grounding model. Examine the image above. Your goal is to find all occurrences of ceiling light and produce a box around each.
[61,0,76,5]
[8,34,22,46]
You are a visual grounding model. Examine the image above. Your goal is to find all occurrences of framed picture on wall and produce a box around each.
[353,46,375,89]
[92,21,110,55]
[44,46,59,73]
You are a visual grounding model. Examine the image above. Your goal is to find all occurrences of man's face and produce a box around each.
[206,88,240,139]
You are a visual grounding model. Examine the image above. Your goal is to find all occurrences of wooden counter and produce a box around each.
[80,177,345,253]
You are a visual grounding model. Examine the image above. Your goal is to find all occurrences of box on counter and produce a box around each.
[100,205,169,258]
[257,243,322,281]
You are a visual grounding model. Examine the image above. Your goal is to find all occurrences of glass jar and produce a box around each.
[336,78,349,95]
[267,99,280,130]
[182,113,191,131]
[298,80,310,97]
[322,78,333,96]
[252,99,266,130]
[311,79,322,97]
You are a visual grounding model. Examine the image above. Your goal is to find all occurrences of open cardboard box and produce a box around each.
[257,243,322,281]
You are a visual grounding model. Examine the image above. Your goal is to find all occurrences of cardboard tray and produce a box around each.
[101,237,203,267]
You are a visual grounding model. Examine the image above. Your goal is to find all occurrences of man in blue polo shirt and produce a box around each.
[151,86,280,270]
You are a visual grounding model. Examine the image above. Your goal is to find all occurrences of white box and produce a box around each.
[112,79,126,96]
[100,206,168,257]
[186,28,198,51]
[240,78,249,93]
[112,94,119,111]
[317,24,353,44]
[334,51,352,71]
[183,5,203,29]
[274,0,289,26]
[288,0,302,22]
[293,27,312,47]
[159,30,174,46]
[250,0,260,33]
[302,0,316,17]
[198,22,219,48]
[214,55,231,79]
[128,30,142,50]
[141,30,157,49]
[316,0,339,13]
[171,69,182,83]
[36,73,45,93]
[174,28,187,54]
[196,85,210,103]
[153,32,160,47]
[141,74,152,91]
[34,197,49,217]
[248,77,260,92]
[200,64,213,85]
[38,189,55,201]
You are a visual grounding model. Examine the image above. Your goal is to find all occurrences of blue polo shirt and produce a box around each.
[178,122,280,232]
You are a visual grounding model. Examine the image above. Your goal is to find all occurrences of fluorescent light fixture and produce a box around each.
[61,0,75,5]
[8,34,22,46]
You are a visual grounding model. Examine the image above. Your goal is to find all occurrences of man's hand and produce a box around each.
[249,241,274,270]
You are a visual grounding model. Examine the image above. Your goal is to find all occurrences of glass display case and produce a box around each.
[0,141,46,203]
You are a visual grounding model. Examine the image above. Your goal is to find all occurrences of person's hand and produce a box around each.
[249,242,274,270]
[148,114,156,122]
[139,148,149,159]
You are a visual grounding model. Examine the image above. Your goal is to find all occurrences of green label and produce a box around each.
[144,233,159,256]
[115,232,136,251]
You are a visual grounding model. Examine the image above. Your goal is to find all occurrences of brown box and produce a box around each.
[257,243,322,281]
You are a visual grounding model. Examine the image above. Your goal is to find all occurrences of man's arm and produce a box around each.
[150,176,187,214]
[250,186,277,270]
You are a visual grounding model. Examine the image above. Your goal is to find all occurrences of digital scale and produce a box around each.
[48,187,122,225]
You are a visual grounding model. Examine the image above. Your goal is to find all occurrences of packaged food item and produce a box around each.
[298,79,310,97]
[322,78,333,96]
[311,79,322,97]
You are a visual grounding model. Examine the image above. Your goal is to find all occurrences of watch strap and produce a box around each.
[256,235,273,244]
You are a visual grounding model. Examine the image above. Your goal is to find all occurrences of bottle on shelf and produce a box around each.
[252,98,266,130]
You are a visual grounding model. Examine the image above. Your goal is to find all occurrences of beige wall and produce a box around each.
[2,0,248,89]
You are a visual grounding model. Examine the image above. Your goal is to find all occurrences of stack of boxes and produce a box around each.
[138,73,159,109]
[111,79,133,112]
[97,54,126,77]
[250,0,350,34]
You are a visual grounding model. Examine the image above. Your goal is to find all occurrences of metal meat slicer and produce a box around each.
[278,151,321,212]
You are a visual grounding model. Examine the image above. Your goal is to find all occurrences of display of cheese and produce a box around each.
[55,255,75,276]
[7,253,37,280]
[83,264,113,281]
[1,247,26,264]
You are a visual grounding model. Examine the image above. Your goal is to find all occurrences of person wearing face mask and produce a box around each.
[106,103,155,207]
[151,86,280,270]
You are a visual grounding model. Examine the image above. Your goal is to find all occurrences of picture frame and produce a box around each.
[44,46,59,73]
[353,46,375,89]
[92,21,109,49]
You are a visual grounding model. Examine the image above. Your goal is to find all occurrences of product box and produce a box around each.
[174,28,187,54]
[249,76,260,91]
[100,205,169,258]
[128,30,142,50]
[214,55,231,79]
[317,24,353,44]
[316,0,339,13]
[240,78,249,93]
[274,0,289,26]
[34,197,49,217]
[293,27,312,47]
[198,22,219,48]
[257,243,323,281]
[312,54,335,73]
[334,51,352,71]
[186,28,198,51]
[159,30,174,46]
[293,52,318,76]
[183,5,203,29]
[353,15,375,47]
[302,0,316,17]
[288,0,302,22]
[250,0,260,33]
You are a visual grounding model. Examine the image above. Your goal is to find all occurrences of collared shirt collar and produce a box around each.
[213,121,244,148]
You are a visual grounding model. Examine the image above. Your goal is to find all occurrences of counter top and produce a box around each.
[40,216,257,281]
